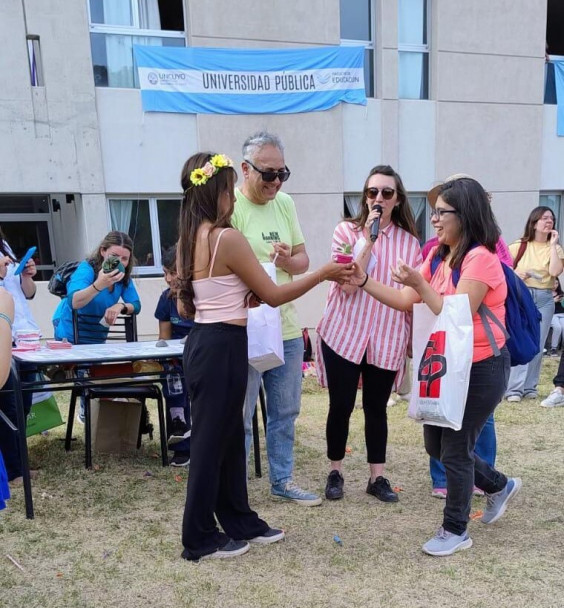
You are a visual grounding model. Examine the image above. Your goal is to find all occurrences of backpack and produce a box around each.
[47,260,82,298]
[430,248,541,367]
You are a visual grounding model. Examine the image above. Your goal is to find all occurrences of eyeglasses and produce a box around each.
[244,159,291,183]
[430,208,458,219]
[364,187,396,200]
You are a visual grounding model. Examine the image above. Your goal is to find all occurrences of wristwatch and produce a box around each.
[121,304,128,315]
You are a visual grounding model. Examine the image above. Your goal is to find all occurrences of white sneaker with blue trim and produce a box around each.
[271,481,322,506]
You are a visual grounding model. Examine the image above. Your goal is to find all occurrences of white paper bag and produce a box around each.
[247,262,285,373]
[408,294,474,431]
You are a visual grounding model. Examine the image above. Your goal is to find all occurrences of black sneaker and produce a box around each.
[325,470,345,500]
[168,417,191,446]
[170,451,190,467]
[200,539,250,560]
[248,528,285,545]
[366,476,399,503]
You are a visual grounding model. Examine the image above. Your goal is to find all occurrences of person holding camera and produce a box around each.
[52,231,140,345]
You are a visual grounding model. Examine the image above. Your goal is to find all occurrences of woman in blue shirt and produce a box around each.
[53,231,141,344]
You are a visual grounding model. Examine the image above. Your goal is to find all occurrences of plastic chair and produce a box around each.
[64,311,168,469]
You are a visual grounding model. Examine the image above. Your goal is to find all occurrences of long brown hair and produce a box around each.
[87,231,135,286]
[519,206,555,243]
[176,152,237,317]
[348,165,419,238]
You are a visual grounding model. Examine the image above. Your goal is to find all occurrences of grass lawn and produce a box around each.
[1,360,563,608]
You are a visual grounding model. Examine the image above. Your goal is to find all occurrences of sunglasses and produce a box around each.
[364,187,396,200]
[244,159,291,183]
[430,208,458,219]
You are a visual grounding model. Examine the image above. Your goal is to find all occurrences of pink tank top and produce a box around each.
[193,228,250,323]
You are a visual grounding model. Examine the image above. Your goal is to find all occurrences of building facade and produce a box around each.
[0,0,561,338]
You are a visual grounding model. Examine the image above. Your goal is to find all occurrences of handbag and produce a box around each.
[26,388,64,437]
[408,294,474,431]
[247,262,285,373]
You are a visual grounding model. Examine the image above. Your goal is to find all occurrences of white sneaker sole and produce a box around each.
[423,537,473,556]
[482,478,522,525]
[200,542,250,560]
[248,530,285,545]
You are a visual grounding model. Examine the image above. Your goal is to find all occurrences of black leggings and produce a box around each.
[181,322,268,560]
[322,340,397,464]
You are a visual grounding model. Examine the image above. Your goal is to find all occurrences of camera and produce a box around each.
[102,254,126,274]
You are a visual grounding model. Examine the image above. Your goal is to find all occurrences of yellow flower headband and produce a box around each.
[188,154,234,188]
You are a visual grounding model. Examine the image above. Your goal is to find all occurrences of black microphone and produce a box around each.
[370,204,383,242]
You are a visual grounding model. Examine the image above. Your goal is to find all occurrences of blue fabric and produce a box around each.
[554,61,564,135]
[0,450,9,510]
[134,45,366,115]
[243,337,303,486]
[430,413,497,488]
[154,289,193,339]
[52,261,141,344]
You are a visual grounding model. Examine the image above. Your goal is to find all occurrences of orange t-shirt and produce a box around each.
[421,246,507,362]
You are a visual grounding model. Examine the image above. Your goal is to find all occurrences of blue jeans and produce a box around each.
[243,337,303,487]
[505,287,554,398]
[430,413,496,488]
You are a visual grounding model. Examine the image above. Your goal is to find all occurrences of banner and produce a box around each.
[554,61,564,136]
[133,45,366,115]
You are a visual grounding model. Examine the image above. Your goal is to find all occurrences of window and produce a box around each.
[540,193,562,233]
[88,0,186,88]
[545,1,564,104]
[398,0,429,99]
[26,36,44,86]
[340,0,374,97]
[108,197,181,273]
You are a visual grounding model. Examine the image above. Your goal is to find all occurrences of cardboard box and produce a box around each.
[90,398,142,454]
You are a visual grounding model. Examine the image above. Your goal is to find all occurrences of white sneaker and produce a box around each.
[540,388,564,408]
[506,395,521,403]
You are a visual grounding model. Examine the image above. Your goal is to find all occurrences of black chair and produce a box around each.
[251,384,267,477]
[64,311,168,469]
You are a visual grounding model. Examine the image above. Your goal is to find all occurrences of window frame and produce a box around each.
[87,0,186,88]
[397,0,431,100]
[340,0,375,98]
[539,192,562,235]
[106,195,181,276]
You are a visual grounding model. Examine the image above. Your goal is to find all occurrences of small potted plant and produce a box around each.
[335,243,354,264]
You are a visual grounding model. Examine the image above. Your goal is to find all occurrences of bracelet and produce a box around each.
[359,273,369,288]
[0,312,13,329]
[92,282,101,292]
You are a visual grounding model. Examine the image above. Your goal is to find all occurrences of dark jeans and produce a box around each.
[162,361,191,454]
[0,366,33,481]
[181,323,268,560]
[424,347,511,536]
[321,340,397,464]
[553,350,564,388]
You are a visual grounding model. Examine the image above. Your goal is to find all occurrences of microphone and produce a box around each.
[370,204,383,242]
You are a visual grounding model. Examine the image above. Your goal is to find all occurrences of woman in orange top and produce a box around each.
[350,177,521,557]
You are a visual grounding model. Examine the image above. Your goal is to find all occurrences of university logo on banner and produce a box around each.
[133,45,366,115]
[417,331,447,398]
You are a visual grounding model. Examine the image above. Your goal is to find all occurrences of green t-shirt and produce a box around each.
[232,188,305,341]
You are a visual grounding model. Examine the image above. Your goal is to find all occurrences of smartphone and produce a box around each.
[14,246,37,276]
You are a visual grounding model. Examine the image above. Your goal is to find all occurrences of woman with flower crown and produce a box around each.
[176,152,352,561]
[316,165,422,504]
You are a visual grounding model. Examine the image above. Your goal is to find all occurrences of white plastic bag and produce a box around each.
[408,294,474,430]
[247,262,285,373]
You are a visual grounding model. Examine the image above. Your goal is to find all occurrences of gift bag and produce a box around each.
[408,294,473,431]
[247,262,285,372]
[26,390,64,437]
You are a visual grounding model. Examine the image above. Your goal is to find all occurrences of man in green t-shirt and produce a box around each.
[231,131,321,507]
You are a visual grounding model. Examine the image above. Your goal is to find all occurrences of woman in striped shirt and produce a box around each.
[317,165,422,503]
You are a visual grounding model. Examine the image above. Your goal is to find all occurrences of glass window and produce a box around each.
[398,0,430,99]
[409,195,428,244]
[89,0,186,88]
[540,193,562,233]
[109,197,181,272]
[26,36,44,86]
[340,0,374,98]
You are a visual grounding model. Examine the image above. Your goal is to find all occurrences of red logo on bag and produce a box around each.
[418,331,447,398]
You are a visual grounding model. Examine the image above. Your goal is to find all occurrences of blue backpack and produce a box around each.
[430,248,541,367]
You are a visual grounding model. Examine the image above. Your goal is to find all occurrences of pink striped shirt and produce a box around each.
[316,221,422,387]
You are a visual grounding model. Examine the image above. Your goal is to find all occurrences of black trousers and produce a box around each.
[424,347,511,536]
[321,340,396,464]
[181,323,268,560]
